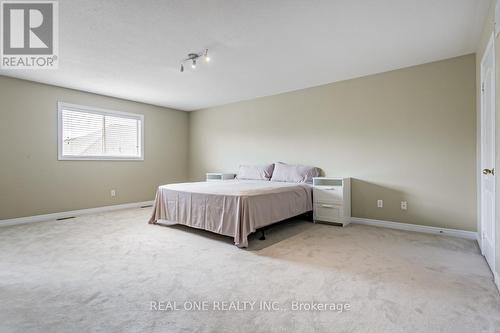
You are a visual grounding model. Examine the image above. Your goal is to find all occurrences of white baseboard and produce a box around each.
[0,201,154,227]
[350,217,477,240]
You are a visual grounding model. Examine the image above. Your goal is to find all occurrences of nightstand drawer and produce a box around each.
[313,187,344,203]
[206,173,235,181]
[313,202,343,222]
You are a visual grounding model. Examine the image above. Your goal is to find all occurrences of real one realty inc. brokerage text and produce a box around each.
[151,300,351,313]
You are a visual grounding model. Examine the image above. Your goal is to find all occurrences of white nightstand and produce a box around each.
[312,177,351,226]
[206,173,236,181]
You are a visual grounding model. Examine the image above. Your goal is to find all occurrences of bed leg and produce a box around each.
[259,229,266,241]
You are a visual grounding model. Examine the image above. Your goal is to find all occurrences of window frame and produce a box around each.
[57,102,145,161]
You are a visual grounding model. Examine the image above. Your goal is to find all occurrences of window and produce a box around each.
[58,102,144,160]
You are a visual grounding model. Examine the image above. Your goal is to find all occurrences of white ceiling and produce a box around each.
[0,0,490,111]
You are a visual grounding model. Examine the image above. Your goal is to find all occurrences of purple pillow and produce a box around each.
[270,162,320,183]
[236,164,275,181]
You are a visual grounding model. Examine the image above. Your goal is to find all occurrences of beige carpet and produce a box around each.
[1,207,499,333]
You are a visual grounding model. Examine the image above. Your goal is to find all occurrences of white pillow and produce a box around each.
[270,162,320,183]
[236,164,275,181]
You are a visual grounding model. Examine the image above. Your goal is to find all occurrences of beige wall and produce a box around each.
[189,54,477,231]
[0,76,189,219]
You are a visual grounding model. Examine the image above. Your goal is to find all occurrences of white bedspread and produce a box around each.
[149,180,312,247]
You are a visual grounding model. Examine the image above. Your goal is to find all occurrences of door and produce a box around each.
[480,33,496,273]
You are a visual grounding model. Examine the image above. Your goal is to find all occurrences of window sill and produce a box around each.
[58,156,144,161]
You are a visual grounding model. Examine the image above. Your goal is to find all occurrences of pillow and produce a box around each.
[270,162,320,183]
[236,164,275,181]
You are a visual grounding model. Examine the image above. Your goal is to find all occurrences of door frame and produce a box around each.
[479,31,496,273]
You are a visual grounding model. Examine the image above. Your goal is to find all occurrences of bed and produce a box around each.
[148,179,313,247]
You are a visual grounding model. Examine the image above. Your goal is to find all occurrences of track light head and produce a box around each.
[180,49,210,73]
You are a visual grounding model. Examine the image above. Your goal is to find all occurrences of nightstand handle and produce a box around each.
[321,204,334,208]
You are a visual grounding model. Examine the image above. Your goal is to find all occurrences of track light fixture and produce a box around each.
[180,49,210,72]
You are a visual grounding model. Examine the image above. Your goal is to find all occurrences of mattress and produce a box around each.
[148,180,312,247]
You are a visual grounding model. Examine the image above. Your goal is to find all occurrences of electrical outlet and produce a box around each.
[377,200,383,208]
[110,189,116,197]
[401,201,407,210]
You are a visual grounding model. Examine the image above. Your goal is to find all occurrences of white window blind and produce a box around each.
[58,102,144,160]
